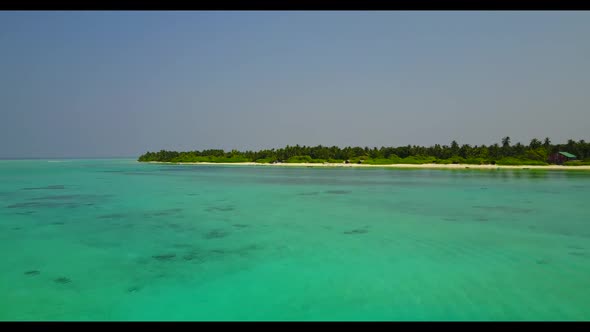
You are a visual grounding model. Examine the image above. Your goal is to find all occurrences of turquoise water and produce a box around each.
[1,159,589,321]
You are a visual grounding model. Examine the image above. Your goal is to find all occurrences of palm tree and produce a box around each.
[529,138,541,149]
[501,136,511,148]
[501,137,511,157]
[543,137,551,148]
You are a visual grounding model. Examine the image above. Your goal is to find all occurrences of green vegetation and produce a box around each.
[564,160,590,166]
[138,137,590,166]
[495,157,548,166]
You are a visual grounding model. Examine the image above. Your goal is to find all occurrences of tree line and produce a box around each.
[138,137,590,166]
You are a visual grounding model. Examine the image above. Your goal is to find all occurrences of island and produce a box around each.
[138,137,590,170]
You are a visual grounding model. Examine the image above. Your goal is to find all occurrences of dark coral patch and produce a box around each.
[16,211,35,215]
[325,190,352,195]
[23,185,65,190]
[7,202,47,209]
[182,251,205,262]
[54,277,71,284]
[143,208,183,218]
[204,229,230,239]
[205,206,235,212]
[343,228,369,234]
[298,192,320,196]
[536,259,550,265]
[151,208,183,216]
[8,194,111,209]
[472,205,533,214]
[209,244,262,256]
[31,195,82,201]
[152,254,176,261]
[127,286,142,293]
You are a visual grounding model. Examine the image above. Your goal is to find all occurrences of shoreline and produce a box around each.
[142,161,590,170]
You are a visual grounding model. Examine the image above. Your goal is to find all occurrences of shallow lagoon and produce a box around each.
[1,159,589,320]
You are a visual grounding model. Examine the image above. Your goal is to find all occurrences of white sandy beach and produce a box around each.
[145,161,590,170]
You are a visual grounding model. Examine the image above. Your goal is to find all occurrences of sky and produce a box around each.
[1,11,589,158]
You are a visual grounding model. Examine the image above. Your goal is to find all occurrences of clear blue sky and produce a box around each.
[1,11,589,158]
